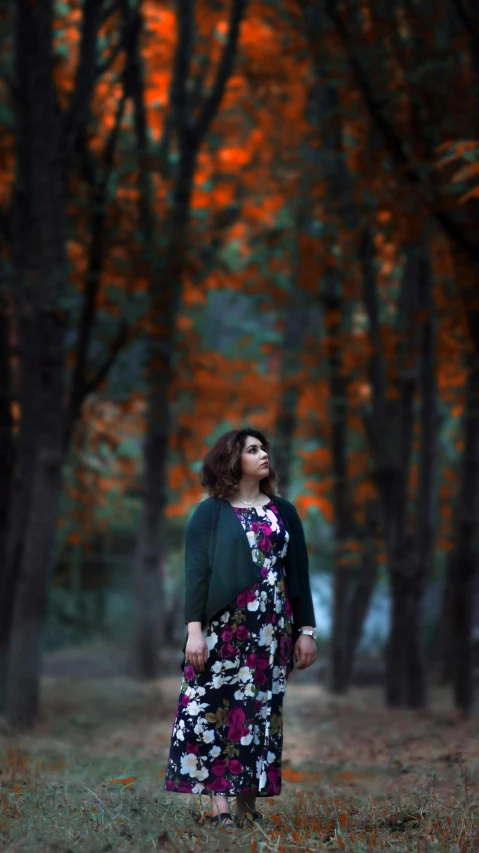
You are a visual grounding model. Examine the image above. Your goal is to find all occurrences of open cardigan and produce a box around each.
[184,494,316,631]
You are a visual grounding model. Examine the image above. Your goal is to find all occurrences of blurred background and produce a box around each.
[1,0,479,731]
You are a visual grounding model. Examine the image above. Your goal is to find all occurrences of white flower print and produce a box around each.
[212,674,224,689]
[265,508,280,532]
[244,683,255,696]
[247,598,260,612]
[194,720,205,736]
[174,719,185,741]
[206,631,218,651]
[209,745,221,758]
[180,753,198,776]
[259,623,274,646]
[241,732,253,746]
[223,657,238,669]
[246,530,256,546]
[202,729,215,743]
[220,611,230,623]
[192,782,205,793]
[267,751,276,764]
[211,660,223,674]
[273,665,281,678]
[186,700,203,716]
[267,570,276,586]
[234,689,244,700]
[238,666,253,683]
[194,767,209,781]
[196,686,206,696]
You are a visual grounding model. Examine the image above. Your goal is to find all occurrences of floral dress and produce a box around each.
[164,500,295,797]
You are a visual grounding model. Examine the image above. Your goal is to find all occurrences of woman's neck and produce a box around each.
[234,480,263,503]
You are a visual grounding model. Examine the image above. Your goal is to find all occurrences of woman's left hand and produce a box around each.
[294,635,317,670]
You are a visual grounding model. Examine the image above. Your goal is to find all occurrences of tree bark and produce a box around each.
[406,250,438,708]
[3,0,102,728]
[450,356,479,715]
[343,499,380,685]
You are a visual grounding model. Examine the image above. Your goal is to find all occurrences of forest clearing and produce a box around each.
[1,647,478,852]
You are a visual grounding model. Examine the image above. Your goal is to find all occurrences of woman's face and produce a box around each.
[240,435,270,480]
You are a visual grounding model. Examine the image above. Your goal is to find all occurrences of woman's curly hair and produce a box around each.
[201,428,279,499]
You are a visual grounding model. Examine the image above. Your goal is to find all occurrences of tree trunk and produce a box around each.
[450,357,479,715]
[322,268,352,694]
[406,250,437,708]
[124,0,247,677]
[0,298,14,588]
[343,499,380,684]
[274,301,308,495]
[4,0,101,728]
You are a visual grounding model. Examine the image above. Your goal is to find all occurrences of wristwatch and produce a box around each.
[299,628,317,639]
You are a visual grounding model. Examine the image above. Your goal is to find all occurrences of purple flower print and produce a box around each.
[236,590,250,607]
[236,624,249,641]
[228,723,250,741]
[221,626,234,642]
[181,694,190,706]
[268,781,281,795]
[254,699,263,712]
[261,566,269,578]
[229,760,243,774]
[256,653,269,670]
[259,536,272,553]
[210,776,228,792]
[186,744,199,754]
[269,504,279,514]
[220,642,235,659]
[266,613,276,624]
[251,521,261,533]
[245,653,257,669]
[184,665,195,681]
[211,758,228,776]
[165,779,175,791]
[177,781,193,793]
[227,707,245,725]
[254,670,267,686]
[267,766,281,783]
[260,521,272,535]
[285,598,293,618]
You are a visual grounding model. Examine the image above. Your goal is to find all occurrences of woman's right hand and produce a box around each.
[185,628,208,673]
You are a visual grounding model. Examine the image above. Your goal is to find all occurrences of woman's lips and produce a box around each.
[260,462,269,468]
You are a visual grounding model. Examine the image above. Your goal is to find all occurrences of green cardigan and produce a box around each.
[184,495,316,631]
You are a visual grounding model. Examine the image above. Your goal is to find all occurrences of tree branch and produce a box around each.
[192,0,247,145]
[323,0,479,262]
[64,0,104,152]
[65,91,127,449]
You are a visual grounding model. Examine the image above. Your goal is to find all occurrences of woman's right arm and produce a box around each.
[184,502,212,671]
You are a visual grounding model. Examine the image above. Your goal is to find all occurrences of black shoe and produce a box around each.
[234,810,263,827]
[210,812,234,827]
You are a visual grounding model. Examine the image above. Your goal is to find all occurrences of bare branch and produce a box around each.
[323,0,479,262]
[64,0,104,152]
[192,0,247,145]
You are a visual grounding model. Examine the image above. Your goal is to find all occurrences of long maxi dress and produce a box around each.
[164,499,295,797]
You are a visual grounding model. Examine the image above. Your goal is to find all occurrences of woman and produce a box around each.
[164,428,317,827]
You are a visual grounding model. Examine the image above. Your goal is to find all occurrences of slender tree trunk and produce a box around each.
[274,302,308,496]
[450,357,479,715]
[343,499,380,684]
[322,268,352,694]
[0,298,14,583]
[124,0,247,676]
[405,250,437,708]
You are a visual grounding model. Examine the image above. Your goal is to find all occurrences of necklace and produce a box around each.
[236,496,266,508]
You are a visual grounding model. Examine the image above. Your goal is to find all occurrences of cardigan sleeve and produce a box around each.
[184,499,213,625]
[288,502,316,628]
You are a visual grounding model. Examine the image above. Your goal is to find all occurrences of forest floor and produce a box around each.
[1,642,479,852]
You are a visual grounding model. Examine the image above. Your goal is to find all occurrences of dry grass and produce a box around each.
[0,651,478,852]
